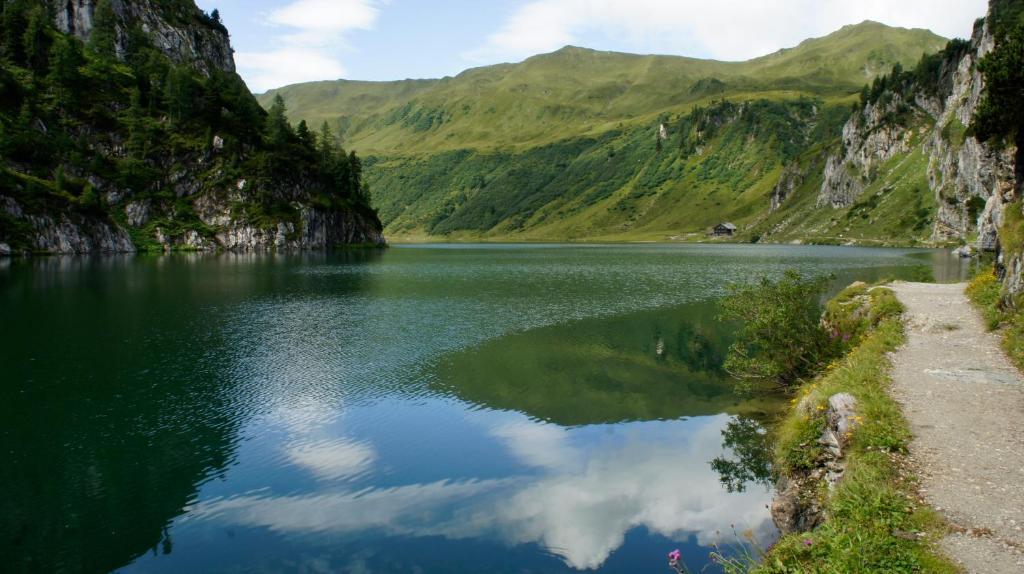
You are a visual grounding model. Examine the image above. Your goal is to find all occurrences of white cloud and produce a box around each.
[236,0,384,92]
[236,48,347,94]
[466,0,987,64]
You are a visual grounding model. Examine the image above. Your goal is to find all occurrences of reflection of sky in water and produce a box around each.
[108,245,964,573]
[169,402,773,571]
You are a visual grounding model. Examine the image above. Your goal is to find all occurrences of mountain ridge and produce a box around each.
[260,20,947,156]
[258,20,961,242]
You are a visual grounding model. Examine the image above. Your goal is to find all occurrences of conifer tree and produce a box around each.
[22,6,50,74]
[48,37,84,110]
[88,0,118,60]
[264,94,292,148]
[296,120,315,152]
[348,151,362,197]
[318,122,336,163]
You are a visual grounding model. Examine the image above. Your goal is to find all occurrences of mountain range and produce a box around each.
[260,22,954,242]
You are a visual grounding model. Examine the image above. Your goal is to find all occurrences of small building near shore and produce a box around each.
[712,222,737,237]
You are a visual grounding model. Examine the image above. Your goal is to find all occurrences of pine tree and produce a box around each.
[318,122,336,163]
[1,0,30,65]
[22,6,50,74]
[126,88,148,158]
[348,151,362,198]
[296,119,315,152]
[48,36,84,110]
[88,0,118,60]
[974,21,1024,144]
[163,66,197,124]
[264,94,292,148]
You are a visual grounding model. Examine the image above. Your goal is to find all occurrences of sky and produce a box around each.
[194,0,989,93]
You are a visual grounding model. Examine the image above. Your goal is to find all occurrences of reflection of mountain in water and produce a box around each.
[433,299,780,425]
[0,251,385,573]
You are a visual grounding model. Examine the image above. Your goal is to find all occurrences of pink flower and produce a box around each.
[668,549,681,562]
[803,538,814,547]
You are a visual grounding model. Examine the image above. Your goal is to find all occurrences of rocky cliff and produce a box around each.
[812,17,1017,251]
[0,0,384,255]
[52,0,235,74]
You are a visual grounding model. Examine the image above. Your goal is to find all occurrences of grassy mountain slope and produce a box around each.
[262,22,945,155]
[260,22,950,241]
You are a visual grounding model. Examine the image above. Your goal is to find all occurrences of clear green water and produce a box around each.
[0,244,968,573]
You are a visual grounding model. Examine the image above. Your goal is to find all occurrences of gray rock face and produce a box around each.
[771,392,860,535]
[209,207,385,252]
[771,163,805,213]
[3,183,385,254]
[815,18,1016,249]
[51,0,235,75]
[125,200,150,228]
[3,196,135,254]
[926,19,1016,245]
[817,99,914,209]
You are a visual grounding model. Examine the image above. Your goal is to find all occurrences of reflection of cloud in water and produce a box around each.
[189,415,773,570]
[286,438,377,482]
[489,420,583,472]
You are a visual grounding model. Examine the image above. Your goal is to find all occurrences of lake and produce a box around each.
[0,244,969,573]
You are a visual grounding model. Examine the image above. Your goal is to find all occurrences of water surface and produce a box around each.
[0,244,968,573]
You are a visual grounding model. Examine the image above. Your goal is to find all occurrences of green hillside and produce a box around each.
[258,22,949,241]
[262,22,944,154]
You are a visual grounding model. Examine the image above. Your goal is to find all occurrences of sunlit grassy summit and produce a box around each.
[261,22,945,154]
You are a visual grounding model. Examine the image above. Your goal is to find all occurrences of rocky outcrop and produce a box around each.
[212,209,385,252]
[771,392,860,534]
[771,163,805,212]
[193,191,385,252]
[924,19,1016,244]
[814,17,1015,247]
[2,196,135,254]
[1,190,384,254]
[816,97,915,209]
[52,0,234,75]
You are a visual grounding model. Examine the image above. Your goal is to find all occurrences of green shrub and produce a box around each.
[719,270,839,392]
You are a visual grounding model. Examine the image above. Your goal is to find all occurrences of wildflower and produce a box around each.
[803,538,814,547]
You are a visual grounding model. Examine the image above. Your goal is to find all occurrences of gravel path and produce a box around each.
[889,282,1024,573]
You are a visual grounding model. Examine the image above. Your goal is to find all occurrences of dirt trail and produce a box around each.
[889,282,1024,573]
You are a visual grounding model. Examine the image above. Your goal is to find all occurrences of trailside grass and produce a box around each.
[754,285,956,574]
